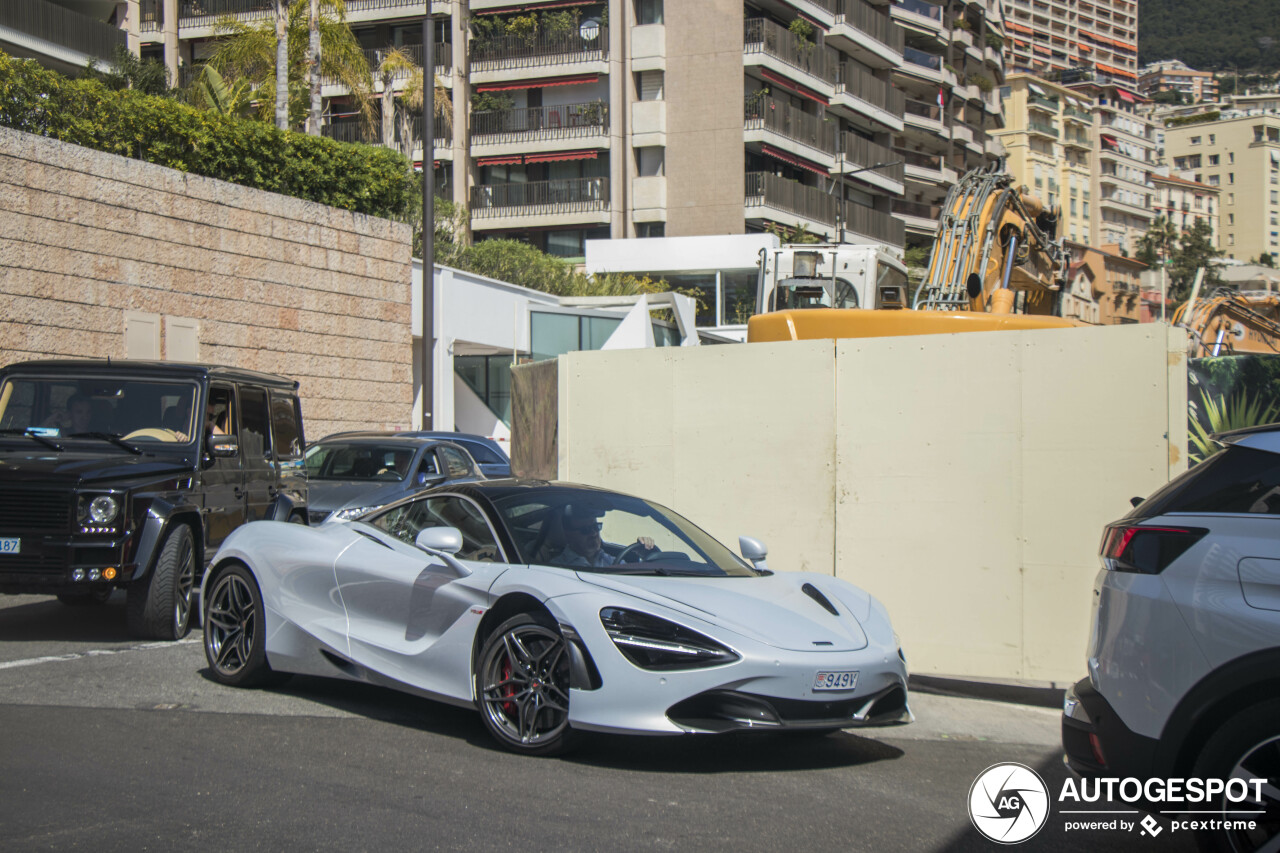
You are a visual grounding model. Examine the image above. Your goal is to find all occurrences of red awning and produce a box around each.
[760,69,829,106]
[1099,134,1118,147]
[474,0,586,15]
[1116,88,1135,102]
[761,144,829,177]
[475,74,599,92]
[524,150,598,163]
[476,155,525,166]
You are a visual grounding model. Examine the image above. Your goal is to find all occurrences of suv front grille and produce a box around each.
[0,488,72,534]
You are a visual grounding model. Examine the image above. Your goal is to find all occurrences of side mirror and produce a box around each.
[207,434,239,458]
[416,526,463,555]
[416,473,446,488]
[739,536,769,572]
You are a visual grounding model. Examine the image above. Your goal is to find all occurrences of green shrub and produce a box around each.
[0,51,415,219]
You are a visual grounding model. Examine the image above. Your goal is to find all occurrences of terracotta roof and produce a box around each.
[1152,173,1218,191]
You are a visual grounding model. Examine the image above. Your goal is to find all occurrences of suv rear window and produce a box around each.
[1133,446,1280,517]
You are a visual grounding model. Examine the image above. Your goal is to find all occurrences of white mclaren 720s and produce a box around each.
[200,480,911,755]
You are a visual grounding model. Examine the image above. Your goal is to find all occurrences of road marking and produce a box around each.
[0,638,199,670]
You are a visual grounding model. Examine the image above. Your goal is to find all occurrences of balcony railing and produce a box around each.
[1027,94,1059,112]
[1028,119,1059,138]
[0,0,126,61]
[471,177,610,217]
[842,134,904,184]
[322,116,450,147]
[179,0,273,24]
[904,98,943,123]
[472,101,608,141]
[835,0,904,53]
[844,201,904,245]
[743,18,838,87]
[746,172,837,226]
[892,199,941,220]
[902,46,942,72]
[364,43,452,77]
[469,24,608,70]
[895,148,942,170]
[896,0,943,21]
[745,97,838,155]
[140,0,162,32]
[834,62,904,115]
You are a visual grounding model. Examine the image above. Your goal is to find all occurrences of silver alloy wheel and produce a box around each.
[479,623,571,747]
[1227,735,1280,853]
[173,532,195,633]
[205,572,256,676]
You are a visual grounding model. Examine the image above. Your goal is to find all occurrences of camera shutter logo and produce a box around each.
[968,762,1051,844]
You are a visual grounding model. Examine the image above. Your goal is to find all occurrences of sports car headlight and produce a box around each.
[600,608,739,671]
[331,505,378,521]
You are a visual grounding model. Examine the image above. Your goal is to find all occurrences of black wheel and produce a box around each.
[203,563,287,688]
[57,588,113,606]
[126,524,196,640]
[1192,699,1280,853]
[476,612,577,756]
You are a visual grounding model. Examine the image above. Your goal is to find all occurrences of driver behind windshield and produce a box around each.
[558,504,655,568]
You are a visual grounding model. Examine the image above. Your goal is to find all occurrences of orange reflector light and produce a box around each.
[103,567,117,581]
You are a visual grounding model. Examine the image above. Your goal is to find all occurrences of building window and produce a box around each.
[1209,154,1219,165]
[1209,134,1216,144]
[1190,136,1200,145]
[636,70,664,101]
[636,147,665,176]
[1229,172,1235,184]
[636,0,663,24]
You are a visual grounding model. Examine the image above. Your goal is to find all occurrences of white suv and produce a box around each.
[1062,424,1280,852]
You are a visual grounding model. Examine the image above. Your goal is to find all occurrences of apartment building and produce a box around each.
[1150,172,1218,245]
[1,0,125,75]
[994,73,1092,245]
[888,0,1006,250]
[1065,240,1143,325]
[1165,114,1280,264]
[1069,79,1155,256]
[117,0,1007,269]
[1138,60,1217,104]
[1002,0,1138,88]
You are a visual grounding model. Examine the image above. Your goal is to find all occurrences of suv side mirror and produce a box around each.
[207,434,239,458]
[739,536,769,571]
[416,473,446,488]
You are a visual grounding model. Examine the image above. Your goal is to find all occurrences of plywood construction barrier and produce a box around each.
[548,323,1188,684]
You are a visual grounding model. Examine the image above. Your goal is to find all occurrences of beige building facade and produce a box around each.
[1151,173,1219,245]
[1071,79,1156,256]
[1065,240,1144,325]
[1165,114,1280,263]
[1003,0,1138,89]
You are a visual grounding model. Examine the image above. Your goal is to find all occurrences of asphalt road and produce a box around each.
[0,593,1196,853]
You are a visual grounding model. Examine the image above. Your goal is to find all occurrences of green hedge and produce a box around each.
[0,51,415,220]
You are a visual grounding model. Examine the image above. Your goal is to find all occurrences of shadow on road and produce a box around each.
[0,593,133,644]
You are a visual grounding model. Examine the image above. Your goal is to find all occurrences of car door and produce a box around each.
[238,385,276,522]
[333,495,508,697]
[198,383,246,557]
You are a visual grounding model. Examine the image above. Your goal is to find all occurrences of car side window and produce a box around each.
[439,446,472,478]
[239,386,272,460]
[269,392,304,459]
[371,496,501,561]
[419,452,440,477]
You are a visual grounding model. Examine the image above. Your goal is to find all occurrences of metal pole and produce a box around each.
[421,9,435,430]
[1160,264,1166,324]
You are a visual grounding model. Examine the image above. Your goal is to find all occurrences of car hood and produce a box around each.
[307,480,408,513]
[574,571,869,652]
[0,451,193,485]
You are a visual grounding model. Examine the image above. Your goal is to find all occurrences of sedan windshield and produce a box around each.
[0,375,199,445]
[494,488,756,577]
[304,443,415,482]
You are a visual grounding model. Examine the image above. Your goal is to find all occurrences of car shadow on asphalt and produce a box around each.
[0,594,133,644]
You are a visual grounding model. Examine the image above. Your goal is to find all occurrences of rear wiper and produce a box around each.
[0,428,63,452]
[66,432,142,455]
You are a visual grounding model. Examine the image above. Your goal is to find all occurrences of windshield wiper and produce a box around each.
[66,432,142,455]
[0,428,63,451]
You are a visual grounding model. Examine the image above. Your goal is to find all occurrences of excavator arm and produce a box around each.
[1174,290,1280,357]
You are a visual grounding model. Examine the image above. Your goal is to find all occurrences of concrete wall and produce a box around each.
[0,126,414,439]
[556,323,1188,684]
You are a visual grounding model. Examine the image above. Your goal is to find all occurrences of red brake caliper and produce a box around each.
[500,653,516,716]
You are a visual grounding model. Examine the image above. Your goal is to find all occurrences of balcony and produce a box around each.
[1099,192,1153,219]
[1027,119,1059,139]
[901,46,943,80]
[896,148,944,182]
[364,44,453,81]
[903,97,945,135]
[471,177,610,222]
[892,0,944,33]
[472,101,609,149]
[469,24,608,73]
[832,62,904,129]
[1063,105,1091,123]
[745,97,838,160]
[839,133,905,192]
[1027,94,1059,113]
[1062,128,1090,149]
[843,201,905,245]
[743,18,838,92]
[891,198,941,234]
[830,0,903,68]
[139,0,161,32]
[179,0,444,27]
[1,0,126,63]
[322,115,451,153]
[745,171,837,230]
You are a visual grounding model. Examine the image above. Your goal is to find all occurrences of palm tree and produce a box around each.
[1137,215,1179,267]
[307,0,321,135]
[374,47,452,160]
[202,0,373,133]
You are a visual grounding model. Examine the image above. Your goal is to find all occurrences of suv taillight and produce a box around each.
[1099,524,1207,574]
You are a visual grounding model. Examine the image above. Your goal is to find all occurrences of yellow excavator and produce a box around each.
[1173,289,1280,357]
[748,163,1077,342]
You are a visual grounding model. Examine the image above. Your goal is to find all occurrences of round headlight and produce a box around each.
[89,496,119,524]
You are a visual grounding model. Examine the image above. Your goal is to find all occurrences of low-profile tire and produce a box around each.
[1191,699,1280,853]
[202,563,287,688]
[476,612,577,756]
[57,588,113,606]
[126,524,196,640]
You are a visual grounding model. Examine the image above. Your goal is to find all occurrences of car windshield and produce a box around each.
[494,488,756,577]
[0,375,200,445]
[304,442,415,482]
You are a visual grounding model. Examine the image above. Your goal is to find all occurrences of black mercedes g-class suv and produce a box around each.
[0,360,307,640]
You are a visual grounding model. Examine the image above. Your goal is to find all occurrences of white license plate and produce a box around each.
[813,670,858,691]
[0,538,19,555]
